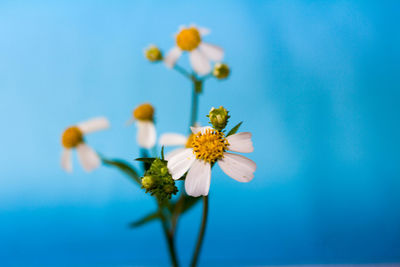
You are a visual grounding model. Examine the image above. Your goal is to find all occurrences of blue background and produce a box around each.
[0,0,399,266]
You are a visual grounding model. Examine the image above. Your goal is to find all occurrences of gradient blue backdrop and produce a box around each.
[0,0,399,266]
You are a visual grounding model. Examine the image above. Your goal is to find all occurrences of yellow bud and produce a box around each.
[213,63,230,79]
[144,45,163,62]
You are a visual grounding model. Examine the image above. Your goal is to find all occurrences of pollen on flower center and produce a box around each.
[191,129,229,163]
[176,28,201,51]
[134,103,154,121]
[62,126,83,148]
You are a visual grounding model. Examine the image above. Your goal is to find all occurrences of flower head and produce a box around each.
[213,63,230,79]
[166,125,256,197]
[164,25,224,76]
[61,117,110,172]
[132,103,156,149]
[144,45,163,62]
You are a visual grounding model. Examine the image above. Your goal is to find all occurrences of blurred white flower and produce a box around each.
[164,24,224,76]
[131,103,156,149]
[166,126,256,197]
[61,117,110,172]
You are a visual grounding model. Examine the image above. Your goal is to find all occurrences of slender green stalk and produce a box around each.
[190,80,201,128]
[190,196,209,267]
[158,204,179,267]
[173,64,193,80]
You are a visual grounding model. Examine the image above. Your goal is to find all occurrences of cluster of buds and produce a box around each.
[207,106,230,131]
[141,158,178,200]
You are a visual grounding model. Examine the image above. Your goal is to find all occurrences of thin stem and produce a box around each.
[173,64,193,80]
[190,196,209,267]
[158,204,179,267]
[190,80,201,128]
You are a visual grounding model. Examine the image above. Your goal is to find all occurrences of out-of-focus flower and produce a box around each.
[167,126,256,197]
[132,103,156,149]
[144,45,163,62]
[61,117,110,172]
[164,24,224,76]
[213,63,230,79]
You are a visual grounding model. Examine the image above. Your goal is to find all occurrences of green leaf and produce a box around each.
[182,195,201,213]
[129,211,161,228]
[102,158,141,185]
[170,195,201,215]
[135,157,157,163]
[226,121,243,137]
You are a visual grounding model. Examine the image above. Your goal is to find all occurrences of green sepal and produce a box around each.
[226,121,243,137]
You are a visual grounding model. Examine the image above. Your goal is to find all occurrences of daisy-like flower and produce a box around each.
[132,103,156,149]
[166,126,256,197]
[164,24,224,76]
[61,117,110,172]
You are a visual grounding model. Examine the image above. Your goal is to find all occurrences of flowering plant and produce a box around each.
[60,24,256,267]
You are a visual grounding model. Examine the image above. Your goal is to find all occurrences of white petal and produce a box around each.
[218,153,256,182]
[190,126,213,134]
[159,133,187,147]
[189,49,211,75]
[136,121,156,149]
[61,149,72,172]
[227,132,254,153]
[76,143,101,172]
[167,148,195,180]
[185,159,211,197]
[164,46,182,68]
[199,27,210,36]
[199,43,224,61]
[165,147,186,161]
[78,117,110,134]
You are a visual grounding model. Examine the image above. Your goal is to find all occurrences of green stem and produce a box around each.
[190,196,209,267]
[190,80,201,128]
[158,204,179,267]
[173,64,192,80]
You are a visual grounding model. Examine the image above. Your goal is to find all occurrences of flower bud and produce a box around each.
[142,158,178,200]
[213,63,230,79]
[207,106,230,131]
[144,45,163,62]
[142,175,155,189]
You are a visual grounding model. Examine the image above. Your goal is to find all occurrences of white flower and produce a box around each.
[166,126,256,197]
[164,24,224,76]
[61,117,110,172]
[132,103,156,149]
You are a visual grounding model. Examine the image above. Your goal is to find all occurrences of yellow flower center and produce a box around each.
[191,128,229,163]
[185,134,195,148]
[62,126,83,148]
[133,103,154,121]
[176,27,201,51]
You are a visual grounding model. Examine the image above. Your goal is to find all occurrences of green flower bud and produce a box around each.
[213,63,230,79]
[141,158,178,200]
[207,106,230,131]
[144,45,163,62]
[141,175,155,189]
